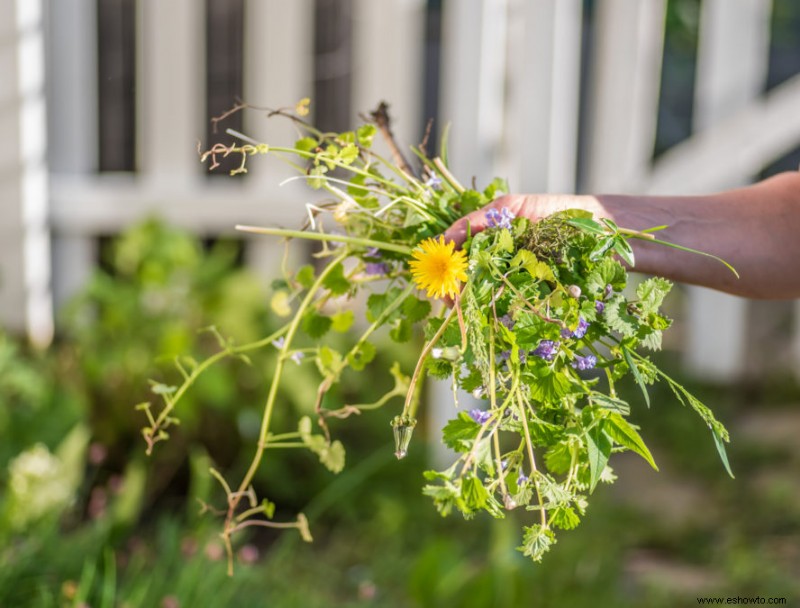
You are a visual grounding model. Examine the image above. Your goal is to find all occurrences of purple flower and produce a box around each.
[573,317,589,339]
[364,247,381,259]
[570,354,597,371]
[425,176,442,190]
[468,409,492,424]
[290,351,305,365]
[272,337,286,349]
[499,314,515,330]
[604,283,613,298]
[486,207,515,230]
[562,317,590,339]
[517,472,529,485]
[365,262,389,275]
[496,350,510,364]
[532,340,559,361]
[595,300,605,314]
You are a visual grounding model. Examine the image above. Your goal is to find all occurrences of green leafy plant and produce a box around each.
[140,100,734,573]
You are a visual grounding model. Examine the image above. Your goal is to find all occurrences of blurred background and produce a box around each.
[1,0,800,606]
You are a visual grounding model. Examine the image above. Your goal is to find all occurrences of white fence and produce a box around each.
[2,0,800,377]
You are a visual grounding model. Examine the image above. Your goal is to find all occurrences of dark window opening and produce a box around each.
[313,0,353,134]
[97,0,137,172]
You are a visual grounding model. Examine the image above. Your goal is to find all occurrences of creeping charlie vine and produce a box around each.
[138,99,735,574]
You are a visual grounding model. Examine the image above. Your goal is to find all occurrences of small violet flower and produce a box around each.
[468,409,492,424]
[365,262,389,276]
[290,351,305,365]
[562,317,590,340]
[532,340,559,361]
[517,472,529,485]
[425,175,443,190]
[486,207,515,230]
[570,354,597,371]
[595,300,605,314]
[499,314,515,330]
[271,337,286,349]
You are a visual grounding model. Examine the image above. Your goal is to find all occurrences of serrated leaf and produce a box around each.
[585,426,611,493]
[366,288,402,323]
[585,258,626,295]
[588,393,630,415]
[295,137,318,153]
[322,263,350,295]
[316,346,343,380]
[544,443,573,474]
[461,475,489,512]
[636,277,672,316]
[527,368,571,404]
[442,412,481,451]
[302,311,332,339]
[356,124,376,147]
[551,506,580,530]
[402,295,432,323]
[496,229,514,253]
[604,296,639,338]
[346,341,376,371]
[518,525,555,562]
[295,265,316,289]
[509,250,555,282]
[331,310,354,333]
[604,413,658,471]
[318,440,345,473]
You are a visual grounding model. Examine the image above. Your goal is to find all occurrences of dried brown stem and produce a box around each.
[368,101,416,178]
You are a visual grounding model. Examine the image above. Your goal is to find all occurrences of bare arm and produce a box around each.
[443,171,800,300]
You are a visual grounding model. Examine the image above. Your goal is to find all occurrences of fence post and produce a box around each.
[506,0,582,193]
[584,0,667,193]
[0,0,52,344]
[683,0,772,381]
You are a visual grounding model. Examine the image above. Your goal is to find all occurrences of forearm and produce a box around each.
[443,171,800,299]
[590,172,800,299]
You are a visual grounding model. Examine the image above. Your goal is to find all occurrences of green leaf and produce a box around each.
[347,341,376,371]
[318,440,346,473]
[496,229,514,253]
[567,217,606,235]
[585,426,612,493]
[308,165,328,189]
[295,137,318,153]
[316,346,343,380]
[712,429,735,479]
[585,258,626,295]
[322,263,350,295]
[302,311,332,339]
[402,295,432,323]
[604,295,639,338]
[339,143,359,165]
[442,412,481,451]
[517,525,556,562]
[527,368,571,404]
[613,238,635,267]
[588,393,630,415]
[544,443,573,475]
[604,413,658,471]
[295,264,316,289]
[551,507,580,531]
[636,277,672,316]
[461,475,489,512]
[331,310,354,333]
[509,250,555,282]
[622,345,650,408]
[366,288,402,323]
[356,124,377,147]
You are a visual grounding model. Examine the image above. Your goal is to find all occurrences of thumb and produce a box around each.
[442,208,493,249]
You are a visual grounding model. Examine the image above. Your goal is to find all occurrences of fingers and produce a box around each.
[442,198,507,248]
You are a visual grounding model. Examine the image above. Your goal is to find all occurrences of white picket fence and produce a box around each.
[3,0,800,379]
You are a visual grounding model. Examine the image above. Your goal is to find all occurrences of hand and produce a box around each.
[442,193,602,248]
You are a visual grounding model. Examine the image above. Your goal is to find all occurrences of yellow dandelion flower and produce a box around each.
[409,236,469,299]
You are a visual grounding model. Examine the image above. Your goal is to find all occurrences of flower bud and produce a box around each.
[567,284,582,299]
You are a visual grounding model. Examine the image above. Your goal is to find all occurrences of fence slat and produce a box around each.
[440,0,508,186]
[682,0,772,381]
[139,0,204,180]
[352,0,425,149]
[506,0,582,193]
[585,0,666,192]
[0,0,52,344]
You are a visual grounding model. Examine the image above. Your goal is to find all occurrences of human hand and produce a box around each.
[442,193,602,248]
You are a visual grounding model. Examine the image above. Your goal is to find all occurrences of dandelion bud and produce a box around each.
[391,415,417,460]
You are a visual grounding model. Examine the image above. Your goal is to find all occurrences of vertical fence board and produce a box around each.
[506,0,582,193]
[585,0,666,193]
[683,0,772,381]
[139,0,204,181]
[352,0,425,150]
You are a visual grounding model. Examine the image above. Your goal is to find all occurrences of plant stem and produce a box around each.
[236,225,413,255]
